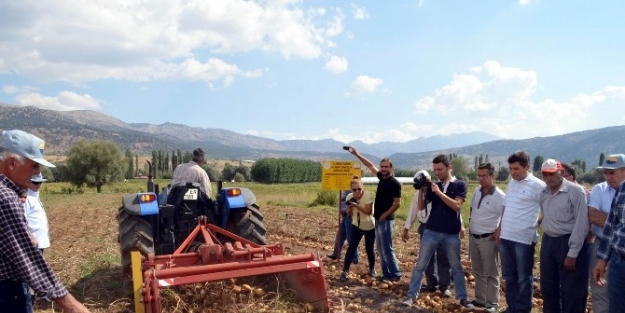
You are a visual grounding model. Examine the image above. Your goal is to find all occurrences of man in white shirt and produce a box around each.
[494,151,546,313]
[171,148,212,197]
[24,173,50,252]
[469,163,505,312]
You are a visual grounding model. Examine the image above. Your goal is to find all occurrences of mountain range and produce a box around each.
[0,103,622,170]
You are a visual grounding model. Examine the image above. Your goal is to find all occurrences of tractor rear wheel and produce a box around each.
[117,208,155,276]
[234,204,267,245]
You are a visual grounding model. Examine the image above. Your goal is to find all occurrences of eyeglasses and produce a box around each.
[352,188,362,192]
[32,181,42,185]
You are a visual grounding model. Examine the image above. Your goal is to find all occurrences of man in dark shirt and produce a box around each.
[348,146,402,281]
[401,154,474,309]
[0,129,90,313]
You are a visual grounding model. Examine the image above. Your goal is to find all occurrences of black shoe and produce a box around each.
[369,268,377,277]
[420,284,437,293]
[378,276,400,282]
[352,259,359,265]
[339,271,348,282]
[469,300,486,308]
[326,254,338,260]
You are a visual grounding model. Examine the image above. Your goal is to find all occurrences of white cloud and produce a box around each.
[351,4,370,20]
[13,91,100,111]
[518,0,533,6]
[0,0,344,84]
[325,9,345,37]
[2,85,38,94]
[412,61,625,139]
[325,55,348,73]
[349,75,384,94]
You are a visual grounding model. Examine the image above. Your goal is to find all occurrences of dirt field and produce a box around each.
[34,192,564,313]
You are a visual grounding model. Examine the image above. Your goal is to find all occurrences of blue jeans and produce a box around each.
[407,229,469,300]
[375,219,401,279]
[609,253,625,313]
[330,215,359,263]
[418,223,451,289]
[500,239,535,313]
[0,280,31,313]
[540,234,589,313]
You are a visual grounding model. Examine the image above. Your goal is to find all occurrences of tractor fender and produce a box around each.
[121,193,160,216]
[220,187,258,228]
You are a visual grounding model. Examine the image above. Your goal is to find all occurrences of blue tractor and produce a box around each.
[117,161,267,279]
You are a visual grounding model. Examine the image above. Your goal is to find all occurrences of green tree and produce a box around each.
[66,140,125,193]
[451,156,469,180]
[599,152,605,166]
[496,166,510,181]
[533,155,544,173]
[125,149,133,179]
[222,163,237,181]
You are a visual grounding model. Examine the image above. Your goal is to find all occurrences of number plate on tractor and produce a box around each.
[183,189,198,200]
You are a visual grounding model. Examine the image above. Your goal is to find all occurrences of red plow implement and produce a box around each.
[130,218,329,313]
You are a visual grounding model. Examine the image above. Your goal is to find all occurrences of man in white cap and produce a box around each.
[592,154,625,313]
[24,173,50,253]
[0,129,90,313]
[539,158,590,313]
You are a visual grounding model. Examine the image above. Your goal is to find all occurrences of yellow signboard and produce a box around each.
[321,160,363,190]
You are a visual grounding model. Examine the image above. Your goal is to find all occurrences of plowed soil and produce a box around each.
[32,194,566,313]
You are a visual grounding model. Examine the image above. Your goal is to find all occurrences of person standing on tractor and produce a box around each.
[347,146,402,282]
[171,148,212,197]
[0,129,90,313]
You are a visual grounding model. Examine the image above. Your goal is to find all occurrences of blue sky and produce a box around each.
[1,0,624,144]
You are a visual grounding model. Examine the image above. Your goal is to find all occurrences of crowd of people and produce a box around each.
[3,129,625,313]
[331,146,625,313]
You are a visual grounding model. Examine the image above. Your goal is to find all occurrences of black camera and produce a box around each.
[342,145,351,151]
[413,173,432,190]
[345,198,358,205]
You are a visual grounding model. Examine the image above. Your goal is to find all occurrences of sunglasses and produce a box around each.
[352,188,362,192]
[32,181,42,185]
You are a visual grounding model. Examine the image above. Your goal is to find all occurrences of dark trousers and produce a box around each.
[330,215,359,262]
[540,234,590,313]
[0,280,32,313]
[418,223,451,289]
[343,224,375,272]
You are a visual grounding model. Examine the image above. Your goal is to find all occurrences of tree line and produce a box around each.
[45,139,609,193]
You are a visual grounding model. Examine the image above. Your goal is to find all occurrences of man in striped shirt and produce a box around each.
[538,159,590,313]
[494,151,545,313]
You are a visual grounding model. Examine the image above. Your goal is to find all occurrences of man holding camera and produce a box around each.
[402,154,474,309]
[403,170,452,297]
[347,146,402,281]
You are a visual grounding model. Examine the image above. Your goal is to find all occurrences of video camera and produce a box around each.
[345,197,358,205]
[413,170,432,190]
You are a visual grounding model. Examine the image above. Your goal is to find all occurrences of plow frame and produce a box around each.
[130,219,329,313]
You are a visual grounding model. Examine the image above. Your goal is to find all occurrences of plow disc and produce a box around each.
[131,219,329,312]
